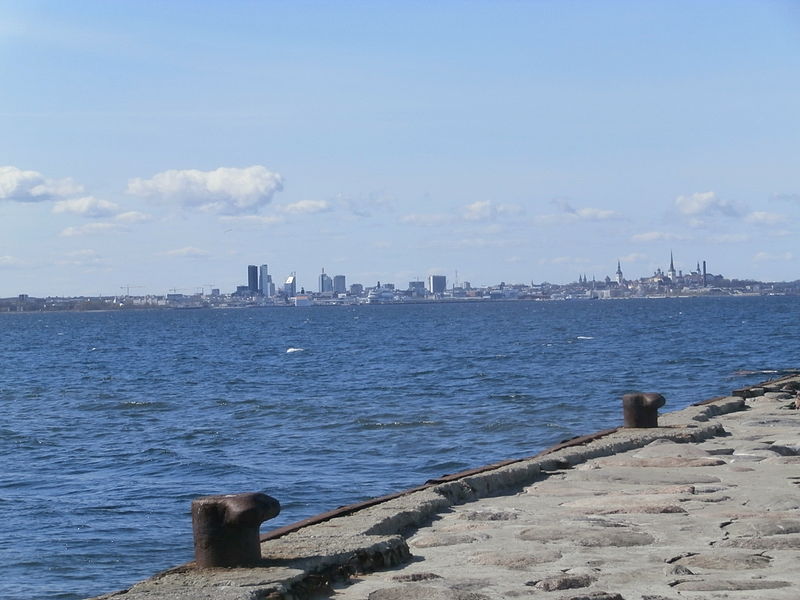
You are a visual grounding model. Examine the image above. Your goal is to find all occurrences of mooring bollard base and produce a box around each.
[622,392,665,428]
[192,492,280,568]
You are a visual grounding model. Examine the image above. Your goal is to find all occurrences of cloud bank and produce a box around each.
[0,165,83,202]
[535,199,619,224]
[60,222,121,237]
[161,247,210,258]
[282,199,330,214]
[744,211,784,225]
[127,165,283,215]
[675,191,737,217]
[631,231,685,242]
[53,196,120,217]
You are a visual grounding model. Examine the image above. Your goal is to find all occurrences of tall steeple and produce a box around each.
[668,251,677,280]
[616,260,623,284]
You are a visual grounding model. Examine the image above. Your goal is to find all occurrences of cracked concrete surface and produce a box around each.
[89,376,800,600]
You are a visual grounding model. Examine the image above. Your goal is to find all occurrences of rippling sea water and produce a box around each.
[1,296,798,599]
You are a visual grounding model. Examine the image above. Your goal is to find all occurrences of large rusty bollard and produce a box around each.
[192,492,280,568]
[622,392,665,428]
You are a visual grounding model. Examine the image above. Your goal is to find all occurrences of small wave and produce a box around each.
[576,336,594,340]
[286,347,305,353]
[357,420,438,430]
[731,369,780,377]
[115,400,170,411]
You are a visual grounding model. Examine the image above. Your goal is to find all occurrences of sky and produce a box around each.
[1,0,800,297]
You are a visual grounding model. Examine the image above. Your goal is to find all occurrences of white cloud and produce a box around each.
[281,199,330,214]
[60,222,120,237]
[631,231,685,242]
[675,191,737,217]
[161,247,210,258]
[423,237,516,250]
[620,252,647,262]
[338,191,396,217]
[0,255,24,267]
[219,215,284,225]
[52,196,119,218]
[745,211,784,225]
[753,251,793,262]
[535,199,618,224]
[537,256,591,265]
[463,200,493,221]
[402,202,525,227]
[461,201,523,222]
[0,165,83,202]
[55,249,110,267]
[127,165,283,215]
[115,211,153,223]
[709,233,751,243]
[575,207,616,220]
[400,213,453,226]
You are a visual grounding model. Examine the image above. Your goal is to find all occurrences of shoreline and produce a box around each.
[4,292,799,316]
[89,373,800,600]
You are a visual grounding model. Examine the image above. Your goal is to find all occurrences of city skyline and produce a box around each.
[2,2,800,297]
[6,249,796,302]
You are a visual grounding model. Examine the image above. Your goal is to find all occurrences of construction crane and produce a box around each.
[119,285,144,297]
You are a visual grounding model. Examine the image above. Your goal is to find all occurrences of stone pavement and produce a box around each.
[91,376,800,600]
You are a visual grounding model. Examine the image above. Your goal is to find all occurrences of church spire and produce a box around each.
[668,251,677,280]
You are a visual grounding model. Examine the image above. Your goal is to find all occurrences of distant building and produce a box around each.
[247,265,259,293]
[427,274,446,295]
[408,281,425,296]
[319,269,333,293]
[333,275,346,294]
[616,261,624,284]
[259,264,272,297]
[294,294,312,307]
[284,275,297,298]
[350,283,363,296]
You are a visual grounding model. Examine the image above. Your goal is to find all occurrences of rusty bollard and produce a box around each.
[622,392,665,428]
[192,492,280,568]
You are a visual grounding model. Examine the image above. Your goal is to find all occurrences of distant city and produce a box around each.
[3,253,800,312]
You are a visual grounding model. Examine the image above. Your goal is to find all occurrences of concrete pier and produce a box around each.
[90,375,800,600]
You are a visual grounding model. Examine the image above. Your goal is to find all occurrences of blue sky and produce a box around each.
[1,1,799,296]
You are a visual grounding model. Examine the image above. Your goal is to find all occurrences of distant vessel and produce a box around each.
[366,286,398,304]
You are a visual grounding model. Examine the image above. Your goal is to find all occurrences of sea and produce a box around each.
[1,295,798,600]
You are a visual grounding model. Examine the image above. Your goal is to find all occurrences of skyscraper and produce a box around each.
[284,274,297,298]
[333,275,346,294]
[259,264,272,297]
[427,275,446,295]
[319,268,333,293]
[247,265,258,293]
